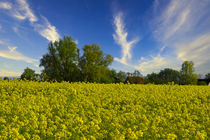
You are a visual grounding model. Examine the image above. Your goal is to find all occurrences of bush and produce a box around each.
[197,81,207,85]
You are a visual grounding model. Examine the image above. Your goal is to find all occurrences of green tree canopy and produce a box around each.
[40,36,80,82]
[158,68,181,84]
[180,61,198,85]
[205,73,210,80]
[21,67,37,80]
[79,44,113,82]
[145,72,160,84]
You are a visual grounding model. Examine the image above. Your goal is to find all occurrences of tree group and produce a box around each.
[18,36,208,85]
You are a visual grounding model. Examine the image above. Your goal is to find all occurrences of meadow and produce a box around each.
[0,80,209,139]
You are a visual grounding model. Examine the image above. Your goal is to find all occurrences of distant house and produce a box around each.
[125,76,144,84]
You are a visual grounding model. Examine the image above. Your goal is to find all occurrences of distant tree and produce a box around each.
[116,71,127,83]
[180,61,198,85]
[100,69,117,83]
[127,72,131,77]
[197,81,207,85]
[3,77,9,80]
[133,70,142,77]
[158,68,181,84]
[21,67,37,80]
[205,73,210,80]
[79,44,113,82]
[39,71,49,82]
[40,36,80,82]
[145,72,160,84]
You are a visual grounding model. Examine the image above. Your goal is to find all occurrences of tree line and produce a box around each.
[3,36,210,85]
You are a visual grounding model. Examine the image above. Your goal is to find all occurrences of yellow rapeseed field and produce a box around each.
[0,80,209,139]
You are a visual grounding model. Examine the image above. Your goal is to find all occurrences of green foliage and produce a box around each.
[146,69,181,84]
[158,68,181,84]
[0,81,209,139]
[205,73,210,80]
[3,77,9,80]
[79,44,113,83]
[145,72,160,84]
[20,67,37,81]
[40,36,80,82]
[180,61,198,85]
[116,71,127,83]
[39,71,49,82]
[197,81,207,85]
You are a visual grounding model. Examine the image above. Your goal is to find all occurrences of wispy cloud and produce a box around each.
[12,0,37,22]
[34,16,60,42]
[136,0,210,74]
[0,40,4,45]
[114,0,210,75]
[134,54,169,73]
[176,33,210,67]
[155,0,210,73]
[0,24,2,30]
[113,12,139,65]
[0,46,38,63]
[0,1,12,9]
[0,70,22,77]
[1,0,60,42]
[12,26,19,33]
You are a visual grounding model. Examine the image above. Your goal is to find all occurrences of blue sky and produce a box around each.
[0,0,210,76]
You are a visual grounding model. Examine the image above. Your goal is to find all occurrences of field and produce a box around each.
[0,80,209,139]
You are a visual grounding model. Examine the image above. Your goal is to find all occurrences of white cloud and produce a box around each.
[74,40,79,45]
[12,0,37,22]
[8,46,17,52]
[135,54,169,73]
[0,40,4,45]
[176,33,210,67]
[1,0,60,42]
[146,0,210,74]
[0,2,12,9]
[13,0,60,42]
[113,12,139,65]
[0,46,38,63]
[34,17,60,42]
[0,70,21,76]
[12,26,19,33]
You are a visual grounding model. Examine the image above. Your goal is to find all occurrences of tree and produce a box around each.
[79,44,113,82]
[158,68,181,84]
[39,71,49,82]
[133,70,142,77]
[21,67,37,80]
[116,71,127,83]
[145,72,160,84]
[40,36,80,82]
[3,77,9,80]
[180,61,198,85]
[205,73,210,80]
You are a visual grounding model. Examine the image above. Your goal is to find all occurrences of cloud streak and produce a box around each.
[113,12,139,65]
[0,46,38,63]
[0,1,12,9]
[136,0,210,74]
[114,0,210,75]
[13,0,38,22]
[1,0,60,42]
[0,70,22,77]
[34,16,60,42]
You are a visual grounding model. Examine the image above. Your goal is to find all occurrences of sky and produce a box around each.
[0,0,210,77]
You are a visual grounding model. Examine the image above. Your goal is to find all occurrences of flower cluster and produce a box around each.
[0,80,209,139]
